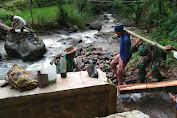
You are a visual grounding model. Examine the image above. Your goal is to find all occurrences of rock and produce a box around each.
[119,19,135,27]
[89,21,102,31]
[112,79,118,84]
[69,37,82,46]
[106,72,114,78]
[103,54,111,59]
[172,68,177,77]
[88,59,94,64]
[86,52,91,56]
[112,34,119,39]
[4,32,46,61]
[103,110,150,118]
[95,47,103,51]
[77,62,85,69]
[108,37,118,44]
[141,29,148,34]
[56,30,69,35]
[69,25,79,33]
[82,64,89,71]
[99,63,104,69]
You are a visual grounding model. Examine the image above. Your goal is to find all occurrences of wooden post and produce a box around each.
[124,29,177,59]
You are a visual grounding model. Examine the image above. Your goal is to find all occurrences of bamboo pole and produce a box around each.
[124,29,177,59]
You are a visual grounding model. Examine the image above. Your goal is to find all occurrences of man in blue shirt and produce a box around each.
[110,23,132,86]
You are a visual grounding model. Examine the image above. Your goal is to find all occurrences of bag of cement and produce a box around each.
[5,64,38,91]
[86,64,98,78]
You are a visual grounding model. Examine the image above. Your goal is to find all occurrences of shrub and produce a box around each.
[0,9,9,21]
[13,0,29,10]
[33,0,58,8]
[57,4,93,30]
[3,3,16,11]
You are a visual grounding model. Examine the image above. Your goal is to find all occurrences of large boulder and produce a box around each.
[69,25,79,33]
[89,21,102,31]
[4,31,46,61]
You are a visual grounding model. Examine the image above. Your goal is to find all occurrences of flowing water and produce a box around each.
[119,92,175,118]
[0,13,175,118]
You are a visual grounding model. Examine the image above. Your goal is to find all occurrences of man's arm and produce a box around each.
[165,45,177,51]
[130,38,141,53]
[12,22,16,29]
[169,93,177,103]
[73,64,82,71]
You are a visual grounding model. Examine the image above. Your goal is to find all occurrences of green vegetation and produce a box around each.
[57,4,93,29]
[17,6,58,30]
[111,0,177,66]
[0,0,94,31]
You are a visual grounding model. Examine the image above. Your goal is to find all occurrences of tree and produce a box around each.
[29,0,33,24]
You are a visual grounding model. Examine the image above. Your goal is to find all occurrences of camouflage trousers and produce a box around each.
[138,56,164,83]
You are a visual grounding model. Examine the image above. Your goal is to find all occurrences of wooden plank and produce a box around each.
[119,80,177,94]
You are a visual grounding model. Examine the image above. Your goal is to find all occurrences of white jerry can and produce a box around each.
[41,58,57,84]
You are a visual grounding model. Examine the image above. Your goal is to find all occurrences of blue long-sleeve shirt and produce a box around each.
[120,32,132,63]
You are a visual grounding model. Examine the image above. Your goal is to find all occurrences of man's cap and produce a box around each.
[9,14,14,20]
[64,45,77,55]
[9,14,14,18]
[114,23,124,32]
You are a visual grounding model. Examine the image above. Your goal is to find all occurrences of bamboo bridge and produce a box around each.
[119,80,177,94]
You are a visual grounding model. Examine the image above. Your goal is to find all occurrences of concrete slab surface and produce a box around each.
[0,69,108,99]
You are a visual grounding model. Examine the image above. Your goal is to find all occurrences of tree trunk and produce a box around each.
[29,0,33,24]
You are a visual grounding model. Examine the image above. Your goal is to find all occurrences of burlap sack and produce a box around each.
[6,64,38,91]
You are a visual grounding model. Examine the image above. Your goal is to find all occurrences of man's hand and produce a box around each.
[132,38,141,48]
[165,45,177,51]
[169,93,176,103]
[135,38,141,44]
[146,71,152,78]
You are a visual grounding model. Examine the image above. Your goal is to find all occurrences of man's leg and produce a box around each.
[117,56,127,85]
[20,27,25,41]
[151,60,165,82]
[110,54,120,78]
[138,56,150,83]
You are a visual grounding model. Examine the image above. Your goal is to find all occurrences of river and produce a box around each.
[0,13,176,118]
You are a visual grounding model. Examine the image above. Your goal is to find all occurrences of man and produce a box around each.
[56,45,81,74]
[169,93,177,118]
[132,38,177,83]
[10,14,26,41]
[110,23,132,86]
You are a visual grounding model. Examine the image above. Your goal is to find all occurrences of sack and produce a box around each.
[5,64,38,91]
[86,64,98,78]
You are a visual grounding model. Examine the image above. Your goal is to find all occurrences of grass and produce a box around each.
[16,6,58,23]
